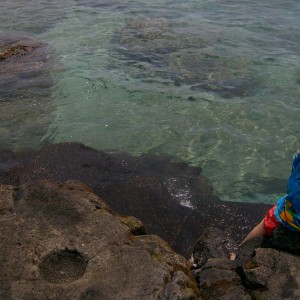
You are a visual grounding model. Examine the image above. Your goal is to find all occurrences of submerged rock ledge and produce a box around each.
[0,142,271,257]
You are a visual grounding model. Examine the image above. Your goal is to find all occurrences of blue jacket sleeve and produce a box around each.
[286,151,300,212]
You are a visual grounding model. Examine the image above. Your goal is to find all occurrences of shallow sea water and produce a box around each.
[0,0,300,203]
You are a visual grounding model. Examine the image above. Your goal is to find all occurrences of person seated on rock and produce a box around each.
[241,150,300,245]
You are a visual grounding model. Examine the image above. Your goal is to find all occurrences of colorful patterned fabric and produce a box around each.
[274,151,300,231]
[263,205,280,236]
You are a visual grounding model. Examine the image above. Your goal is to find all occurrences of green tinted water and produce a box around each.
[0,0,300,203]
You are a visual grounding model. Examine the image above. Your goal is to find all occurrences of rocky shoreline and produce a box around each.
[1,143,300,299]
[191,226,300,299]
[0,142,271,257]
[0,180,199,299]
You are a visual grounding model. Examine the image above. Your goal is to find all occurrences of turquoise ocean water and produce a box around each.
[0,0,299,203]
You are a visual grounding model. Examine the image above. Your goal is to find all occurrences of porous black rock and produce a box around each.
[192,227,238,268]
[262,225,300,255]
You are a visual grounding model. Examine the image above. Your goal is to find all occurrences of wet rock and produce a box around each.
[196,267,240,298]
[192,227,238,267]
[0,41,37,61]
[0,33,59,152]
[0,96,56,152]
[191,226,300,299]
[237,236,264,266]
[111,20,258,98]
[242,248,300,299]
[191,78,256,99]
[0,180,200,299]
[192,257,249,300]
[221,227,300,299]
[191,229,252,298]
[74,0,127,9]
[113,18,171,56]
[0,142,271,258]
[0,33,57,99]
[169,52,257,98]
[243,265,273,288]
[0,148,35,171]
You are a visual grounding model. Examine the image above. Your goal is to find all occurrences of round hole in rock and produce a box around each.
[39,249,88,284]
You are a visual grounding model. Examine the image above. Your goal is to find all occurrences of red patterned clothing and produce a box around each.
[263,205,280,236]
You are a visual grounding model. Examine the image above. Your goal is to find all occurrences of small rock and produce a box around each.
[243,265,273,287]
[192,227,238,267]
[202,258,238,271]
[195,267,241,299]
[120,216,147,236]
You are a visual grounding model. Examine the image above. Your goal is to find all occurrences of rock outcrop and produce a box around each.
[2,143,299,299]
[191,226,300,299]
[0,142,272,257]
[0,180,199,299]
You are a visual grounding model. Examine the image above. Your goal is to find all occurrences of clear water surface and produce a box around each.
[0,0,299,204]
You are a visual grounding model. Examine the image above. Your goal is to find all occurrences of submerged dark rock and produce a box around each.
[191,78,256,99]
[74,0,127,9]
[0,33,57,99]
[111,19,259,98]
[0,142,271,258]
[0,33,59,152]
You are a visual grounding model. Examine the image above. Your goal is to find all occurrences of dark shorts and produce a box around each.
[263,205,280,237]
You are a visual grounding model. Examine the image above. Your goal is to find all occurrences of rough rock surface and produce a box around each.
[262,225,300,255]
[239,244,300,299]
[0,180,199,299]
[193,227,238,268]
[191,226,300,299]
[0,142,272,257]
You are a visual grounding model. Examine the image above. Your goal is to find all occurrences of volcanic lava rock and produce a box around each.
[0,142,271,258]
[0,180,199,299]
